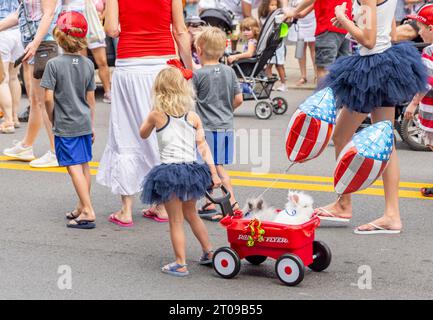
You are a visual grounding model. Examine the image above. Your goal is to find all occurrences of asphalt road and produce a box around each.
[1,88,432,300]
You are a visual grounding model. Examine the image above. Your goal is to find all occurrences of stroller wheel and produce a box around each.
[272,97,288,115]
[255,102,272,120]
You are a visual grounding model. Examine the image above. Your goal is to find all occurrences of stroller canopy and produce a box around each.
[256,8,285,57]
[199,8,235,33]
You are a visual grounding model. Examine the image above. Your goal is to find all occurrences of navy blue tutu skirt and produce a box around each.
[141,162,212,205]
[322,42,427,114]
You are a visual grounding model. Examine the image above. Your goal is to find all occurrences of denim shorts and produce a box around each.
[315,31,351,67]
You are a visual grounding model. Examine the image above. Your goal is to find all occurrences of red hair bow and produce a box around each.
[167,59,193,80]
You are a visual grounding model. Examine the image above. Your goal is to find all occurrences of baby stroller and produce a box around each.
[230,9,290,120]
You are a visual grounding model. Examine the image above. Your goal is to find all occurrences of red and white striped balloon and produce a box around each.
[285,88,336,164]
[334,121,394,195]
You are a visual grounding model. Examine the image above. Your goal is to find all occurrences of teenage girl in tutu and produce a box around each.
[140,66,222,277]
[316,0,427,234]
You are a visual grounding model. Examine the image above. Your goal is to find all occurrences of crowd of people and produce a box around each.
[0,0,433,276]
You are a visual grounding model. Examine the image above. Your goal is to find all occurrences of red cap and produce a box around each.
[56,11,88,38]
[408,4,433,26]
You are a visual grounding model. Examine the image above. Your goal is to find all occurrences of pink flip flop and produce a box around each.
[108,213,134,227]
[142,209,169,223]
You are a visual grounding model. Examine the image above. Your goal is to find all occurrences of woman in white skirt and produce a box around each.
[98,0,192,227]
[288,0,317,86]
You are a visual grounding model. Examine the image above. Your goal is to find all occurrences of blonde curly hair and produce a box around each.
[152,67,195,117]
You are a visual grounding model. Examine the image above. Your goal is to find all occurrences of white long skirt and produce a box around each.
[96,58,167,196]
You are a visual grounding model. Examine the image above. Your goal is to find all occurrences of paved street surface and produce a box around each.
[1,87,433,300]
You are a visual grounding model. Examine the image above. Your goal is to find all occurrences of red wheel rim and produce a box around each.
[285,266,292,275]
[221,259,229,268]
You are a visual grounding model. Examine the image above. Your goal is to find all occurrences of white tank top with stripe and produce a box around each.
[156,113,197,164]
[353,0,397,56]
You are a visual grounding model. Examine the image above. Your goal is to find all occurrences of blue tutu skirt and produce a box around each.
[322,42,427,114]
[141,162,212,205]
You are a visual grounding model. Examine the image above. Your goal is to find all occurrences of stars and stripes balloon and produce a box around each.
[334,121,394,195]
[285,87,336,164]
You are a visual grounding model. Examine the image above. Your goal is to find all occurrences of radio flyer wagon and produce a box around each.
[207,187,332,286]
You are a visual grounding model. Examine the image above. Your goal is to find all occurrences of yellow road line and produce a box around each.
[230,178,433,201]
[0,161,431,200]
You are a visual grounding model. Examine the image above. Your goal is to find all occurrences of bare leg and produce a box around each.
[356,107,402,231]
[265,64,273,78]
[22,74,54,150]
[182,200,212,253]
[316,107,367,219]
[91,47,111,95]
[316,66,328,81]
[296,44,308,86]
[0,62,13,127]
[276,65,286,85]
[308,41,317,82]
[8,63,21,124]
[165,197,187,266]
[66,164,96,225]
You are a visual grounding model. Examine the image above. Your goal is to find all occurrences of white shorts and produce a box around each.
[269,45,286,65]
[88,38,107,50]
[0,28,24,63]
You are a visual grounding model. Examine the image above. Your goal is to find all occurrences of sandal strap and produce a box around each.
[163,262,188,272]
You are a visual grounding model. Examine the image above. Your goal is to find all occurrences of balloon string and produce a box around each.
[256,162,296,199]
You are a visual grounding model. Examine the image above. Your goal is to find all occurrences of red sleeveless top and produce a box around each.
[117,0,176,59]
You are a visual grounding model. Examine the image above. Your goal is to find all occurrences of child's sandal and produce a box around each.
[199,250,214,265]
[161,262,189,277]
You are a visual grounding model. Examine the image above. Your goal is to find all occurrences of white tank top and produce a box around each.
[353,0,397,56]
[156,113,197,164]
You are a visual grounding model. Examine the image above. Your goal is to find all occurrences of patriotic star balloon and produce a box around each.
[285,87,336,164]
[334,121,394,195]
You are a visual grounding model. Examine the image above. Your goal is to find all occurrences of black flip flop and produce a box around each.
[65,210,80,220]
[198,202,219,217]
[67,219,96,229]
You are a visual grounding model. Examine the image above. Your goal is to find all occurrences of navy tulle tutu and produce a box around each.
[141,162,212,204]
[322,42,427,113]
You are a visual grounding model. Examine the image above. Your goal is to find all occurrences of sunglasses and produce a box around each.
[187,23,205,28]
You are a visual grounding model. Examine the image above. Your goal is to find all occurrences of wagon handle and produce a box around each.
[205,186,233,217]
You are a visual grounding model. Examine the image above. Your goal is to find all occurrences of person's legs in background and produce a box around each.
[296,43,308,86]
[307,41,317,83]
[0,60,15,133]
[82,43,112,104]
[8,63,22,128]
[91,46,111,103]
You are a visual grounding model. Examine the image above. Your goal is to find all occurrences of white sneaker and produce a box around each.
[3,140,35,161]
[29,150,59,168]
[276,84,287,92]
[103,92,112,104]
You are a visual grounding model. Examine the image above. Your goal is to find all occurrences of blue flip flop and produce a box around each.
[161,262,189,277]
[67,219,96,230]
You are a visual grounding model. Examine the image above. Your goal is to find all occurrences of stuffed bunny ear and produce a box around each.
[257,199,264,210]
[290,193,300,204]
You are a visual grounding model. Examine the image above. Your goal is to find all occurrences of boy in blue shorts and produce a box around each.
[41,12,97,229]
[193,26,244,221]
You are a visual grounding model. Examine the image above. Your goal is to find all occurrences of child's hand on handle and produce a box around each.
[404,103,418,120]
[211,173,222,189]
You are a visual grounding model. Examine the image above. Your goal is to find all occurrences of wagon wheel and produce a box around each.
[308,241,332,272]
[213,247,241,279]
[245,255,267,265]
[272,97,288,115]
[255,102,273,120]
[275,254,305,286]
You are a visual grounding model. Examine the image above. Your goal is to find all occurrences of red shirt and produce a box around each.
[314,0,352,36]
[117,0,176,59]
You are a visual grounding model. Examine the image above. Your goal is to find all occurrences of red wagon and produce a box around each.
[207,188,332,286]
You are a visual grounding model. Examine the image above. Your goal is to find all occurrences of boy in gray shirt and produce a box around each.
[193,27,243,221]
[41,12,97,230]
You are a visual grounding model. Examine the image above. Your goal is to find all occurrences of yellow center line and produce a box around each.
[0,159,431,201]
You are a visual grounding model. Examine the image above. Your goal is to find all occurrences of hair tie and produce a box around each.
[167,59,193,80]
